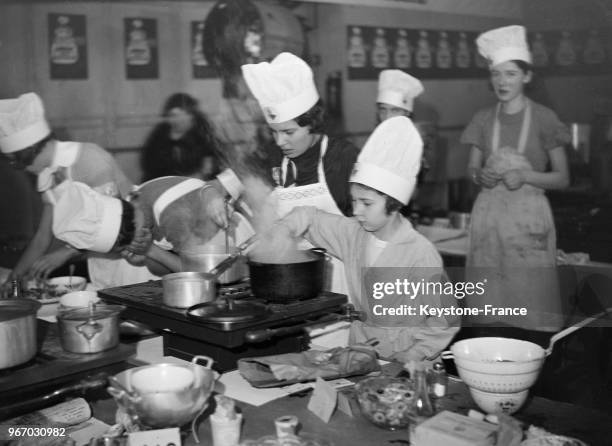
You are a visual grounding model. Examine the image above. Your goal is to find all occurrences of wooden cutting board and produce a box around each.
[0,320,134,393]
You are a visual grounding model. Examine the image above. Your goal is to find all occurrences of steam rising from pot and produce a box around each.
[239,176,310,264]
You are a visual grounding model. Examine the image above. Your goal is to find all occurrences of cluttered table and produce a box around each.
[85,361,612,446]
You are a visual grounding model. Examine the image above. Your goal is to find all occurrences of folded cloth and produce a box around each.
[307,321,350,350]
[238,344,380,386]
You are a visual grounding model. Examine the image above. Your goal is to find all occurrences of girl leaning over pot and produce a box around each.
[266,117,460,364]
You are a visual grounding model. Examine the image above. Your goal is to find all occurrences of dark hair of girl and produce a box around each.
[114,200,136,248]
[351,182,404,215]
[513,60,533,74]
[295,99,326,134]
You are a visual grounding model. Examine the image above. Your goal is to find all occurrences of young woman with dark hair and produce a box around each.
[140,92,221,182]
[242,53,360,296]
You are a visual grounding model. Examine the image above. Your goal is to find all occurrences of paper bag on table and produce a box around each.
[238,344,380,385]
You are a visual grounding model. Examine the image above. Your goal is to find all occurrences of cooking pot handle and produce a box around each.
[310,247,328,256]
[440,350,454,360]
[76,318,102,340]
[191,355,214,370]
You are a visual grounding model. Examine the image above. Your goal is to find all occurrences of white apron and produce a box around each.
[39,142,158,290]
[273,136,351,348]
[465,101,563,331]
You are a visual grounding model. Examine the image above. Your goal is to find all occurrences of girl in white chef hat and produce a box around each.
[242,52,360,296]
[271,116,459,363]
[461,25,570,344]
[0,92,156,291]
[52,182,154,262]
[376,69,430,206]
[376,69,424,122]
[128,173,254,273]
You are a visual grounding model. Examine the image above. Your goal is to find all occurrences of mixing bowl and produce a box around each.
[469,388,528,415]
[355,377,415,430]
[46,276,87,296]
[108,355,216,428]
[441,337,545,393]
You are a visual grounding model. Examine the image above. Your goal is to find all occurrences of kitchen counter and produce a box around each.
[85,362,612,446]
[416,225,612,273]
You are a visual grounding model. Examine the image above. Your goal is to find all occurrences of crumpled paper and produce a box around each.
[238,344,380,386]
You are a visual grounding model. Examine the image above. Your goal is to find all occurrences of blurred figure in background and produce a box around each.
[140,93,221,182]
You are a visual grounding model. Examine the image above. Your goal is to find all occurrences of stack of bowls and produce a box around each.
[442,337,546,415]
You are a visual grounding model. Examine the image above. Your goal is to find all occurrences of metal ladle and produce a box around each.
[224,198,232,254]
[204,234,259,280]
[68,264,75,290]
[544,307,612,356]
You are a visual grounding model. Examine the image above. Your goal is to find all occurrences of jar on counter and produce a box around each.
[431,361,447,398]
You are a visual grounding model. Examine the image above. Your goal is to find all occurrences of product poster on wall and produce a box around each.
[347,25,612,80]
[191,21,217,79]
[48,13,88,79]
[347,26,485,80]
[124,18,159,79]
[528,28,612,76]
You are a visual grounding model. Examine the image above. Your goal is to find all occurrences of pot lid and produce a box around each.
[58,304,125,321]
[0,299,41,322]
[187,299,268,324]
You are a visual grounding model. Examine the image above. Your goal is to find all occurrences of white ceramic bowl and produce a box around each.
[130,364,195,393]
[469,387,528,415]
[108,357,217,428]
[444,337,545,393]
[46,276,87,296]
[59,290,100,309]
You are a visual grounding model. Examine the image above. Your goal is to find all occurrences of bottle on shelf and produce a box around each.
[10,279,22,299]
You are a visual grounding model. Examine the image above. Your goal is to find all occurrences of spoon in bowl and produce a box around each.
[68,264,75,291]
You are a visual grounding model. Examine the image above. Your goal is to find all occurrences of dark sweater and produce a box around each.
[140,122,219,182]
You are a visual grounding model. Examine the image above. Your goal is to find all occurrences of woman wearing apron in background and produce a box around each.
[241,53,360,297]
[0,92,158,291]
[461,26,571,346]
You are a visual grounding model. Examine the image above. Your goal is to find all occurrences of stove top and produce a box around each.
[98,280,348,349]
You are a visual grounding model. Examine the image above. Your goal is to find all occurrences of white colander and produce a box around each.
[441,337,545,393]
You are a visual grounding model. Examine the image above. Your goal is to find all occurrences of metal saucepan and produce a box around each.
[163,235,259,308]
[248,247,326,303]
[179,244,248,285]
[57,303,125,353]
[0,299,41,369]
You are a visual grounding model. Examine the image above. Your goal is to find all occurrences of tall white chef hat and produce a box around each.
[350,116,423,205]
[241,52,319,124]
[476,25,532,67]
[377,70,424,112]
[0,92,51,154]
[52,182,123,253]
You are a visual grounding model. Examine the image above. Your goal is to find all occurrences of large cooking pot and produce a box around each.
[180,244,248,285]
[248,248,326,302]
[57,304,124,353]
[0,299,41,369]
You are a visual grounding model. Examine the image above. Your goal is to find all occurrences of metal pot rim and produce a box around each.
[247,248,326,266]
[163,271,216,281]
[0,299,42,321]
[57,304,125,321]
